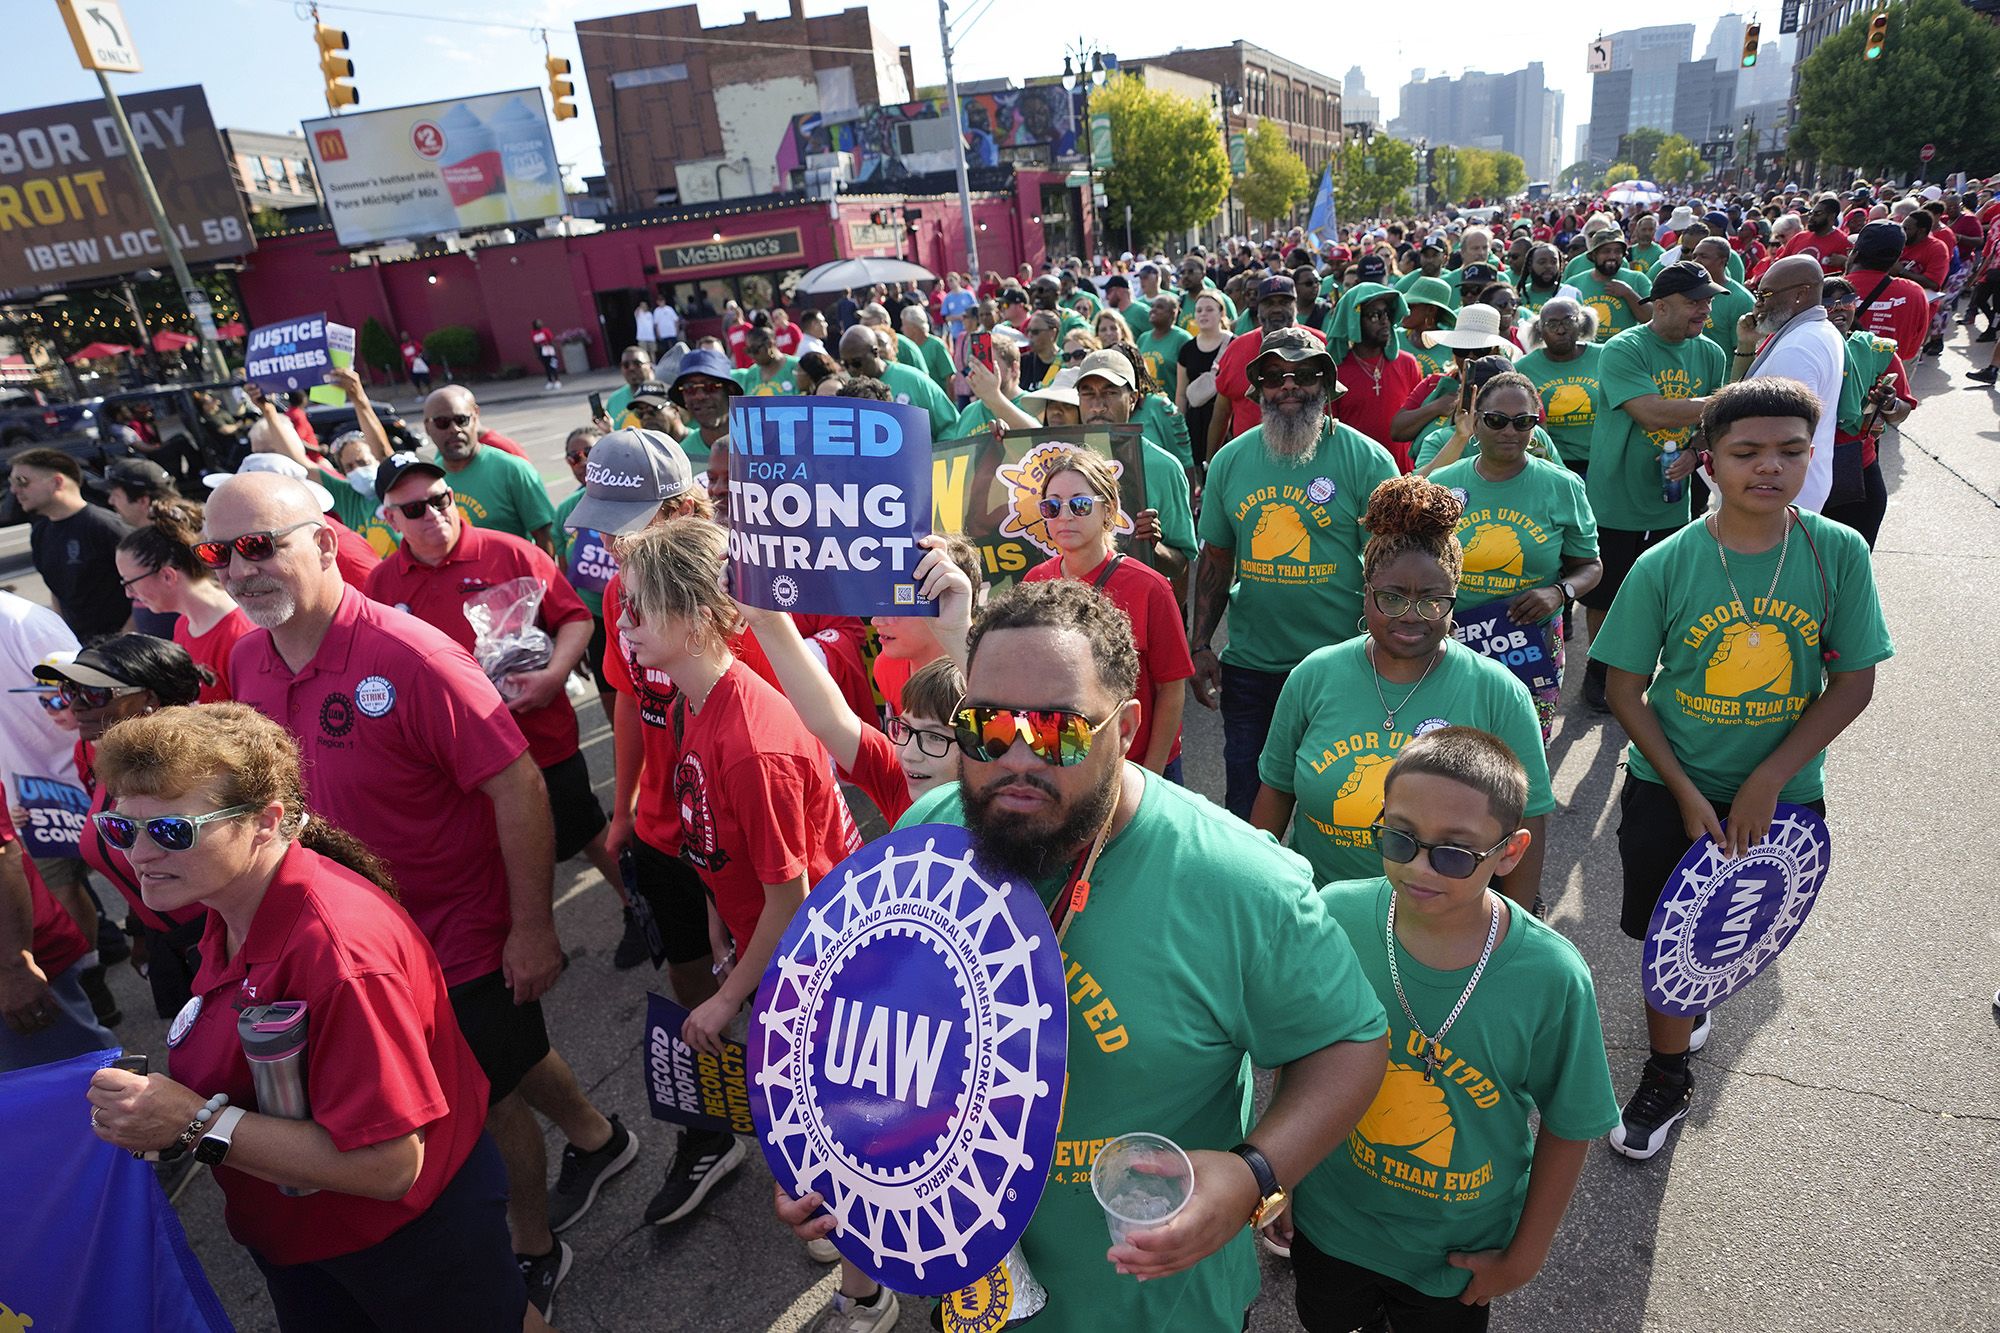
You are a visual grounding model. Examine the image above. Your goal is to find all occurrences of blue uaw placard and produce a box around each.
[16,774,90,859]
[1643,804,1833,1017]
[726,396,936,618]
[244,313,352,397]
[748,824,1067,1296]
[1448,599,1560,695]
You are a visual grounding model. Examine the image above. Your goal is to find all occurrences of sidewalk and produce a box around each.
[363,365,630,412]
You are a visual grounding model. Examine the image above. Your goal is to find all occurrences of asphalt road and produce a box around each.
[59,340,2000,1332]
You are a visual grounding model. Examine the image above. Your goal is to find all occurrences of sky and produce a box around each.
[9,0,1778,182]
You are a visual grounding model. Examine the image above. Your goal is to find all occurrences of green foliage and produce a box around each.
[1651,134,1704,184]
[1604,162,1640,185]
[1489,151,1527,198]
[1557,161,1601,193]
[249,206,286,237]
[1334,136,1417,220]
[357,317,401,377]
[422,325,481,376]
[1092,75,1231,247]
[1792,0,2000,175]
[1237,119,1311,227]
[1619,127,1669,177]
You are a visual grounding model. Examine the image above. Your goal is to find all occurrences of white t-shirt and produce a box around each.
[635,307,656,341]
[1745,307,1844,513]
[655,305,681,341]
[0,592,80,796]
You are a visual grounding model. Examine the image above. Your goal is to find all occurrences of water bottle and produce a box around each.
[1660,440,1686,504]
[239,1000,317,1196]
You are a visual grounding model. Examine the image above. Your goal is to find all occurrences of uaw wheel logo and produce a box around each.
[771,574,801,608]
[1644,804,1832,1018]
[749,824,1067,1295]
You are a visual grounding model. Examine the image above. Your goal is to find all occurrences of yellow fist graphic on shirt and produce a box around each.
[1545,382,1592,424]
[1249,503,1311,563]
[1332,753,1392,828]
[1460,523,1525,576]
[1704,622,1792,697]
[1357,1062,1456,1168]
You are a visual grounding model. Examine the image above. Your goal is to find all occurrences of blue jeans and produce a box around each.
[1220,663,1291,818]
[0,959,116,1073]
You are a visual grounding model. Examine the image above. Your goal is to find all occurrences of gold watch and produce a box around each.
[1229,1142,1287,1228]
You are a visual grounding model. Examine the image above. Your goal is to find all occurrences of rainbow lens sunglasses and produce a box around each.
[951,704,1120,767]
[93,804,259,853]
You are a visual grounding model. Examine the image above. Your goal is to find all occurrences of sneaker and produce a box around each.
[809,1287,899,1332]
[804,1235,840,1263]
[549,1115,640,1233]
[1688,1010,1712,1053]
[517,1239,573,1319]
[1969,367,1999,385]
[613,904,651,970]
[153,1153,201,1205]
[1583,661,1611,714]
[1923,337,1944,358]
[644,1129,744,1225]
[1607,1059,1694,1161]
[78,964,121,1028]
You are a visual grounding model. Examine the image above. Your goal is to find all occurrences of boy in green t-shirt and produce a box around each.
[1590,379,1892,1162]
[1275,727,1618,1330]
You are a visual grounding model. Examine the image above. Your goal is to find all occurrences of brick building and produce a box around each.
[1134,41,1343,177]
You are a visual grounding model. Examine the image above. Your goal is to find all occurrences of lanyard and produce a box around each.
[1047,785,1123,947]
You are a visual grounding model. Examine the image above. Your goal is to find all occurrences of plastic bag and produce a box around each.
[463,575,552,699]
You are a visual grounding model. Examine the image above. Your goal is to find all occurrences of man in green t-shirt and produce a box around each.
[422,384,556,555]
[1517,298,1603,474]
[1579,262,1729,710]
[1134,294,1191,388]
[731,325,801,397]
[1590,379,1892,1163]
[1394,235,1449,295]
[1626,210,1666,273]
[604,345,654,428]
[1396,276,1458,378]
[857,303,926,372]
[769,578,1390,1333]
[837,326,958,440]
[900,305,957,394]
[1058,267,1100,320]
[1191,328,1400,817]
[1571,230,1654,342]
[665,347,741,463]
[1691,238,1757,362]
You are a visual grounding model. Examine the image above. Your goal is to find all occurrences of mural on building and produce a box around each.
[774,86,1077,183]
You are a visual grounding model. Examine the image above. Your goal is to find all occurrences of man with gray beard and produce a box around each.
[1190,328,1400,816]
[1737,254,1841,512]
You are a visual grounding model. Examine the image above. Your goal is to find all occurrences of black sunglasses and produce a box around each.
[886,715,955,758]
[1480,411,1540,432]
[59,681,143,710]
[1372,824,1513,879]
[393,490,454,520]
[1254,366,1325,391]
[427,413,474,430]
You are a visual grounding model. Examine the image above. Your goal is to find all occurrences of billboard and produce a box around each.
[0,85,251,291]
[774,85,1078,184]
[303,90,563,246]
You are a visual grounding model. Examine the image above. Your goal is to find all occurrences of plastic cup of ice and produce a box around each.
[1090,1131,1194,1247]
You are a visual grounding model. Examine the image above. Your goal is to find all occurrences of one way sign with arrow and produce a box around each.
[59,0,144,75]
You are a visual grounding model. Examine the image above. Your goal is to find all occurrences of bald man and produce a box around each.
[422,385,557,556]
[1691,237,1758,361]
[1737,254,1842,511]
[836,325,958,437]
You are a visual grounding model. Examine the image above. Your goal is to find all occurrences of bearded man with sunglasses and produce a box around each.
[1191,328,1400,818]
[422,385,557,558]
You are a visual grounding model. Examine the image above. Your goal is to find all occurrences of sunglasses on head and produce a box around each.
[886,715,956,758]
[94,804,260,853]
[951,703,1121,767]
[393,490,454,520]
[191,520,322,569]
[1254,366,1324,391]
[1037,494,1101,519]
[1372,823,1513,879]
[1480,411,1540,432]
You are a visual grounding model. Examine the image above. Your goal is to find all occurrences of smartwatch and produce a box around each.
[194,1105,248,1167]
[1228,1142,1287,1229]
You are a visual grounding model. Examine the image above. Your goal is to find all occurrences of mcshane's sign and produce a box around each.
[655,227,804,279]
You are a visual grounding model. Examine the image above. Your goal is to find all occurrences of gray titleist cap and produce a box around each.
[563,428,694,534]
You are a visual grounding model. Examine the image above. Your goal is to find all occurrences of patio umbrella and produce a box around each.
[67,342,134,363]
[215,321,247,339]
[151,330,196,351]
[1602,180,1665,206]
[793,257,938,295]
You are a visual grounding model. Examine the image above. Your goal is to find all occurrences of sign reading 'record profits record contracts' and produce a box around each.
[303,90,563,247]
[643,993,755,1136]
[0,86,251,291]
[727,397,936,618]
[749,824,1068,1296]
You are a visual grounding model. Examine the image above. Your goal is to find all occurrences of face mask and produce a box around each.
[347,465,378,498]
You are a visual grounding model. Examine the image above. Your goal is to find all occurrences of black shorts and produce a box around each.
[1616,774,1827,941]
[1581,523,1684,612]
[585,612,614,694]
[447,970,550,1103]
[542,750,608,863]
[631,835,713,966]
[1293,1227,1489,1333]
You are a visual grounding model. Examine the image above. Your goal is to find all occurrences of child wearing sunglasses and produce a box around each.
[1273,727,1618,1333]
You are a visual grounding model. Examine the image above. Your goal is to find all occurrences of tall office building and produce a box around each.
[1585,24,1739,165]
[1343,67,1383,130]
[1390,63,1563,182]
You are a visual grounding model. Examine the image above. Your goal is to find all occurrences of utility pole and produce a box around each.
[938,0,980,275]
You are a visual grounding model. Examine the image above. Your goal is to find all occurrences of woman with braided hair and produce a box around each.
[1250,473,1555,908]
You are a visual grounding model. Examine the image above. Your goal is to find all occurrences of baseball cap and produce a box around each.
[1104,274,1130,290]
[1420,235,1446,253]
[203,452,335,513]
[1460,262,1499,289]
[372,451,447,503]
[668,350,741,407]
[1853,220,1907,269]
[34,645,143,691]
[563,428,695,535]
[90,456,172,493]
[1356,254,1388,283]
[1074,349,1135,389]
[629,380,672,408]
[1650,262,1728,301]
[1255,275,1297,303]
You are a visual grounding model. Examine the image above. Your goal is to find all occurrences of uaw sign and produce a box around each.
[1644,804,1832,1017]
[1449,599,1560,695]
[655,227,804,280]
[245,313,356,402]
[643,993,755,1135]
[749,825,1067,1295]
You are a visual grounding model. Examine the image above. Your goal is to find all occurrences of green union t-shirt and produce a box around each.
[1568,267,1654,342]
[1585,326,1727,533]
[1135,325,1191,390]
[732,356,801,396]
[1701,278,1758,361]
[897,771,1388,1333]
[1290,878,1620,1298]
[1428,455,1598,619]
[1256,638,1554,885]
[1197,420,1399,674]
[444,444,556,542]
[1588,510,1894,804]
[1516,345,1604,467]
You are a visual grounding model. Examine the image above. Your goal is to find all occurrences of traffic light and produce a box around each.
[316,23,357,110]
[1864,11,1890,59]
[546,57,576,121]
[1741,23,1760,67]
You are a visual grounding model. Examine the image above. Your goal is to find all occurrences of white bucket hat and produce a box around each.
[1423,303,1518,359]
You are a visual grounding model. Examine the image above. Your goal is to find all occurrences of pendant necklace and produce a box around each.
[1387,890,1501,1083]
[1709,509,1792,647]
[1367,638,1444,733]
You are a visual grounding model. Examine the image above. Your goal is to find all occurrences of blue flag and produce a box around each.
[1307,165,1338,247]
[0,1050,234,1332]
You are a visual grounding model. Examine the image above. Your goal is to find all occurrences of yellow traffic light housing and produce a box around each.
[1740,23,1760,67]
[1864,11,1890,60]
[547,57,577,121]
[316,23,357,110]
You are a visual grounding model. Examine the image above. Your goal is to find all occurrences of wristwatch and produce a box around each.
[1228,1142,1287,1229]
[194,1105,248,1167]
[1557,579,1578,603]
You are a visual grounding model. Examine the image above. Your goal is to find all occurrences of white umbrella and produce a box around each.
[1603,180,1665,205]
[794,257,938,295]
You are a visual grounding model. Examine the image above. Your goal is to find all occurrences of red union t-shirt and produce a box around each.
[1212,324,1330,441]
[175,607,256,702]
[1899,234,1951,289]
[330,518,380,590]
[726,323,752,369]
[229,586,529,986]
[166,842,486,1266]
[1844,267,1933,362]
[1780,227,1853,270]
[365,525,591,768]
[1334,350,1424,467]
[1023,553,1194,764]
[842,724,911,825]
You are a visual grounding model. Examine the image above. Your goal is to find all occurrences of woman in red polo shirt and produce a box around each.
[114,500,253,703]
[84,703,533,1332]
[1024,447,1193,782]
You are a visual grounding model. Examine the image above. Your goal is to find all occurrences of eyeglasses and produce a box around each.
[1755,280,1817,301]
[120,566,160,592]
[94,804,260,853]
[191,521,322,569]
[427,413,474,431]
[1367,586,1456,621]
[951,703,1121,767]
[886,715,956,758]
[1479,411,1540,432]
[1037,495,1101,519]
[1254,366,1326,391]
[58,681,145,710]
[1372,823,1513,879]
[393,490,454,520]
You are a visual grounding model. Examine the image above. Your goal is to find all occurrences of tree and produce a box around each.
[1237,119,1311,228]
[1792,0,2000,177]
[1619,128,1668,177]
[1557,161,1600,193]
[1652,134,1704,185]
[1455,148,1499,202]
[358,317,401,379]
[1605,162,1640,185]
[1334,136,1417,221]
[1490,151,1527,198]
[1092,75,1231,247]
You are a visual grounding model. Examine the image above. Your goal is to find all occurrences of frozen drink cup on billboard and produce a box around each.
[1089,1132,1193,1246]
[493,95,562,221]
[435,102,509,229]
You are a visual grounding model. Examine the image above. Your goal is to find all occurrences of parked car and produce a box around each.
[0,391,93,451]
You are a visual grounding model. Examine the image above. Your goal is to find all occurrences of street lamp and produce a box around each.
[1062,39,1113,262]
[1213,83,1243,243]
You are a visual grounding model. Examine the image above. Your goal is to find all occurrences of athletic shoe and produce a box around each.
[1969,367,1999,385]
[517,1239,573,1319]
[549,1115,640,1233]
[78,964,121,1028]
[804,1235,840,1263]
[808,1288,899,1332]
[1583,661,1611,714]
[1688,1010,1712,1053]
[1607,1059,1694,1161]
[644,1129,744,1225]
[613,904,651,970]
[1922,337,1944,358]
